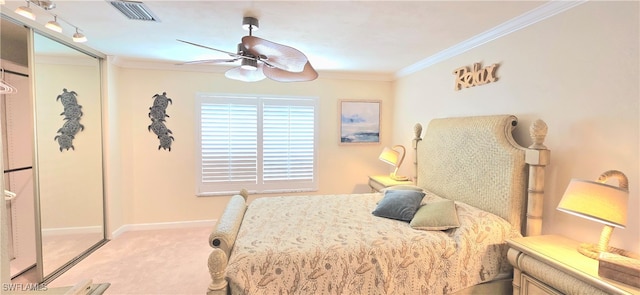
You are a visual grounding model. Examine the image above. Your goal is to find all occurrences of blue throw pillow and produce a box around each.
[372,190,425,221]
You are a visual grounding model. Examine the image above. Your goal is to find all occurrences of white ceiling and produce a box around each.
[1,1,551,77]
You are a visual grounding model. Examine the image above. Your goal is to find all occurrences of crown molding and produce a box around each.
[109,57,395,82]
[395,0,587,78]
[109,57,228,73]
[316,70,395,82]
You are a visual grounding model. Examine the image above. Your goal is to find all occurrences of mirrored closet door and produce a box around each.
[1,16,36,279]
[32,32,106,281]
[1,12,107,283]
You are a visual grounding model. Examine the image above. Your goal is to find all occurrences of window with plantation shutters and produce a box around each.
[196,94,318,196]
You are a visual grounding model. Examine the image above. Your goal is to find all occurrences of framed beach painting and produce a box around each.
[339,100,380,144]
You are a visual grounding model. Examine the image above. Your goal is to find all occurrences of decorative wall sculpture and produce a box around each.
[453,62,499,91]
[148,91,174,151]
[55,88,84,151]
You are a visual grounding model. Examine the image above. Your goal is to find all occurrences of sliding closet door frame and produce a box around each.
[16,18,108,284]
[0,11,108,284]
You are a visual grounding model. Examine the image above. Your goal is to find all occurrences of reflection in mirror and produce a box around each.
[33,32,105,280]
[1,16,36,280]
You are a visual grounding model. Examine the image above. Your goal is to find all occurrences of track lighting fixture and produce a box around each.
[72,28,87,43]
[13,1,89,43]
[45,15,62,33]
[15,1,35,20]
[36,0,56,10]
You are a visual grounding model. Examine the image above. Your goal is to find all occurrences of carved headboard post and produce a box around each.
[525,119,551,236]
[412,123,423,183]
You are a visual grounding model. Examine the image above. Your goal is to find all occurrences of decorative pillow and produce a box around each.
[372,190,425,221]
[410,199,460,230]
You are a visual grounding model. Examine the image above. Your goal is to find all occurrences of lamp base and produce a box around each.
[390,174,409,181]
[577,243,640,260]
[577,243,604,259]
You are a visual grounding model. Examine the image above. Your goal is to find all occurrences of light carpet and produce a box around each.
[47,226,213,295]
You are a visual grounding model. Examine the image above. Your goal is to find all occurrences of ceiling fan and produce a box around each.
[178,16,318,82]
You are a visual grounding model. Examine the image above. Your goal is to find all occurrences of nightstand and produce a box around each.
[507,235,639,295]
[368,175,413,192]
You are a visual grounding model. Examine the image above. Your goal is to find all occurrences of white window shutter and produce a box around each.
[196,94,317,196]
[263,103,315,189]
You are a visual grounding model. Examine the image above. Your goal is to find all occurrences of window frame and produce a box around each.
[195,93,319,196]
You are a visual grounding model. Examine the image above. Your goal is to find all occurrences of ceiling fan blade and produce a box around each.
[224,65,266,82]
[263,61,318,82]
[178,58,240,65]
[242,36,309,72]
[177,39,242,58]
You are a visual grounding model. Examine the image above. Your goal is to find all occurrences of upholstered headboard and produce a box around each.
[414,115,549,235]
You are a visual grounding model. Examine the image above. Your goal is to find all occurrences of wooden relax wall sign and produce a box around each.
[453,62,499,91]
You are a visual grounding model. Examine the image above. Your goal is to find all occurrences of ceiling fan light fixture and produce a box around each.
[15,1,35,20]
[179,16,317,82]
[225,66,266,82]
[236,43,246,55]
[45,16,62,33]
[242,16,259,32]
[240,58,258,71]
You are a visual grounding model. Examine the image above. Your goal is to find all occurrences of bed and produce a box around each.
[206,114,550,295]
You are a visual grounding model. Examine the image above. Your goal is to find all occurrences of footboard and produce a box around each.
[208,189,248,295]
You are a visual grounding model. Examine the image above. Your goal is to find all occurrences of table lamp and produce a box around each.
[556,170,628,259]
[378,145,408,181]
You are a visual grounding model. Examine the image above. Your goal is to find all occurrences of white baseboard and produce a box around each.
[42,225,103,237]
[110,219,217,239]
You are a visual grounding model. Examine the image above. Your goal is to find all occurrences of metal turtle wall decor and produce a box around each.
[148,92,174,151]
[55,88,84,151]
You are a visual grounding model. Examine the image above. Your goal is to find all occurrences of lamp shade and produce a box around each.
[73,32,87,43]
[557,179,628,228]
[46,19,63,33]
[378,145,408,181]
[224,65,266,82]
[378,147,399,166]
[15,4,35,20]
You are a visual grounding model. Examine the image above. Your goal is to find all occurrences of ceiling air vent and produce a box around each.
[108,0,159,22]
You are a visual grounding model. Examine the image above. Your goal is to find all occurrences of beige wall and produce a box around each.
[104,1,638,254]
[108,66,394,226]
[392,1,639,253]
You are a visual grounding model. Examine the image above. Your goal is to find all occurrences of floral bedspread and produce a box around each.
[226,192,521,294]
